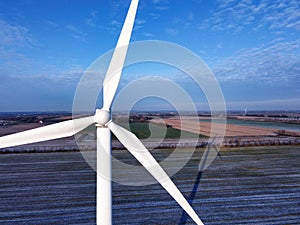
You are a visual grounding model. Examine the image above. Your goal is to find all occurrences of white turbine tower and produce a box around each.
[0,0,203,224]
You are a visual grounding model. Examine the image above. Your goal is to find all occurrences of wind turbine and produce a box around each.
[0,0,203,224]
[244,106,248,116]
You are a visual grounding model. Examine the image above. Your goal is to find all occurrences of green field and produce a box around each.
[82,121,204,140]
[122,122,204,139]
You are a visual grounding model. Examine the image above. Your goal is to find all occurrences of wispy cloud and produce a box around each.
[152,0,169,4]
[0,69,81,111]
[149,13,160,20]
[198,0,257,33]
[198,0,300,33]
[142,32,154,39]
[260,0,300,31]
[165,28,179,36]
[0,19,33,59]
[183,11,195,29]
[152,0,170,11]
[0,61,85,101]
[213,39,300,83]
[105,20,122,33]
[187,11,194,21]
[47,20,59,29]
[134,19,146,30]
[85,11,98,27]
[66,24,87,41]
[110,0,133,18]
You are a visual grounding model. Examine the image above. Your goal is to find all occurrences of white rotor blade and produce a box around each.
[108,121,203,225]
[102,0,139,111]
[0,116,95,149]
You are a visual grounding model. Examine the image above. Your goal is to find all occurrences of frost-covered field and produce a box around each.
[0,146,299,224]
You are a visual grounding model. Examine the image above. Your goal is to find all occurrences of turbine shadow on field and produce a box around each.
[178,139,222,225]
[178,171,203,225]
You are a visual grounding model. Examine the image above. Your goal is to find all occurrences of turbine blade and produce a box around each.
[107,121,203,225]
[0,116,95,149]
[102,0,139,111]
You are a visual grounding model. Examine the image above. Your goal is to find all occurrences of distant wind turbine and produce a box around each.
[0,0,203,224]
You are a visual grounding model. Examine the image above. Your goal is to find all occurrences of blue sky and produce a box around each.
[0,0,299,111]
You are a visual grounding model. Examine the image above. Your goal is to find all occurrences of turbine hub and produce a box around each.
[95,109,111,126]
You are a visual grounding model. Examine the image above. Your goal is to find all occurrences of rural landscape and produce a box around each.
[1,0,300,224]
[1,111,299,151]
[0,111,299,224]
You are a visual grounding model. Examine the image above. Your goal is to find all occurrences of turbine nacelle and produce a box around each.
[94,109,111,126]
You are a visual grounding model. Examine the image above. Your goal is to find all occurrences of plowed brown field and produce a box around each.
[160,117,277,137]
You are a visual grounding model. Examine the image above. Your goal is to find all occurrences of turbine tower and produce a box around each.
[0,0,203,224]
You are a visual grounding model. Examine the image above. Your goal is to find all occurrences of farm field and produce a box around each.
[0,146,299,224]
[162,116,300,137]
[126,122,203,139]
